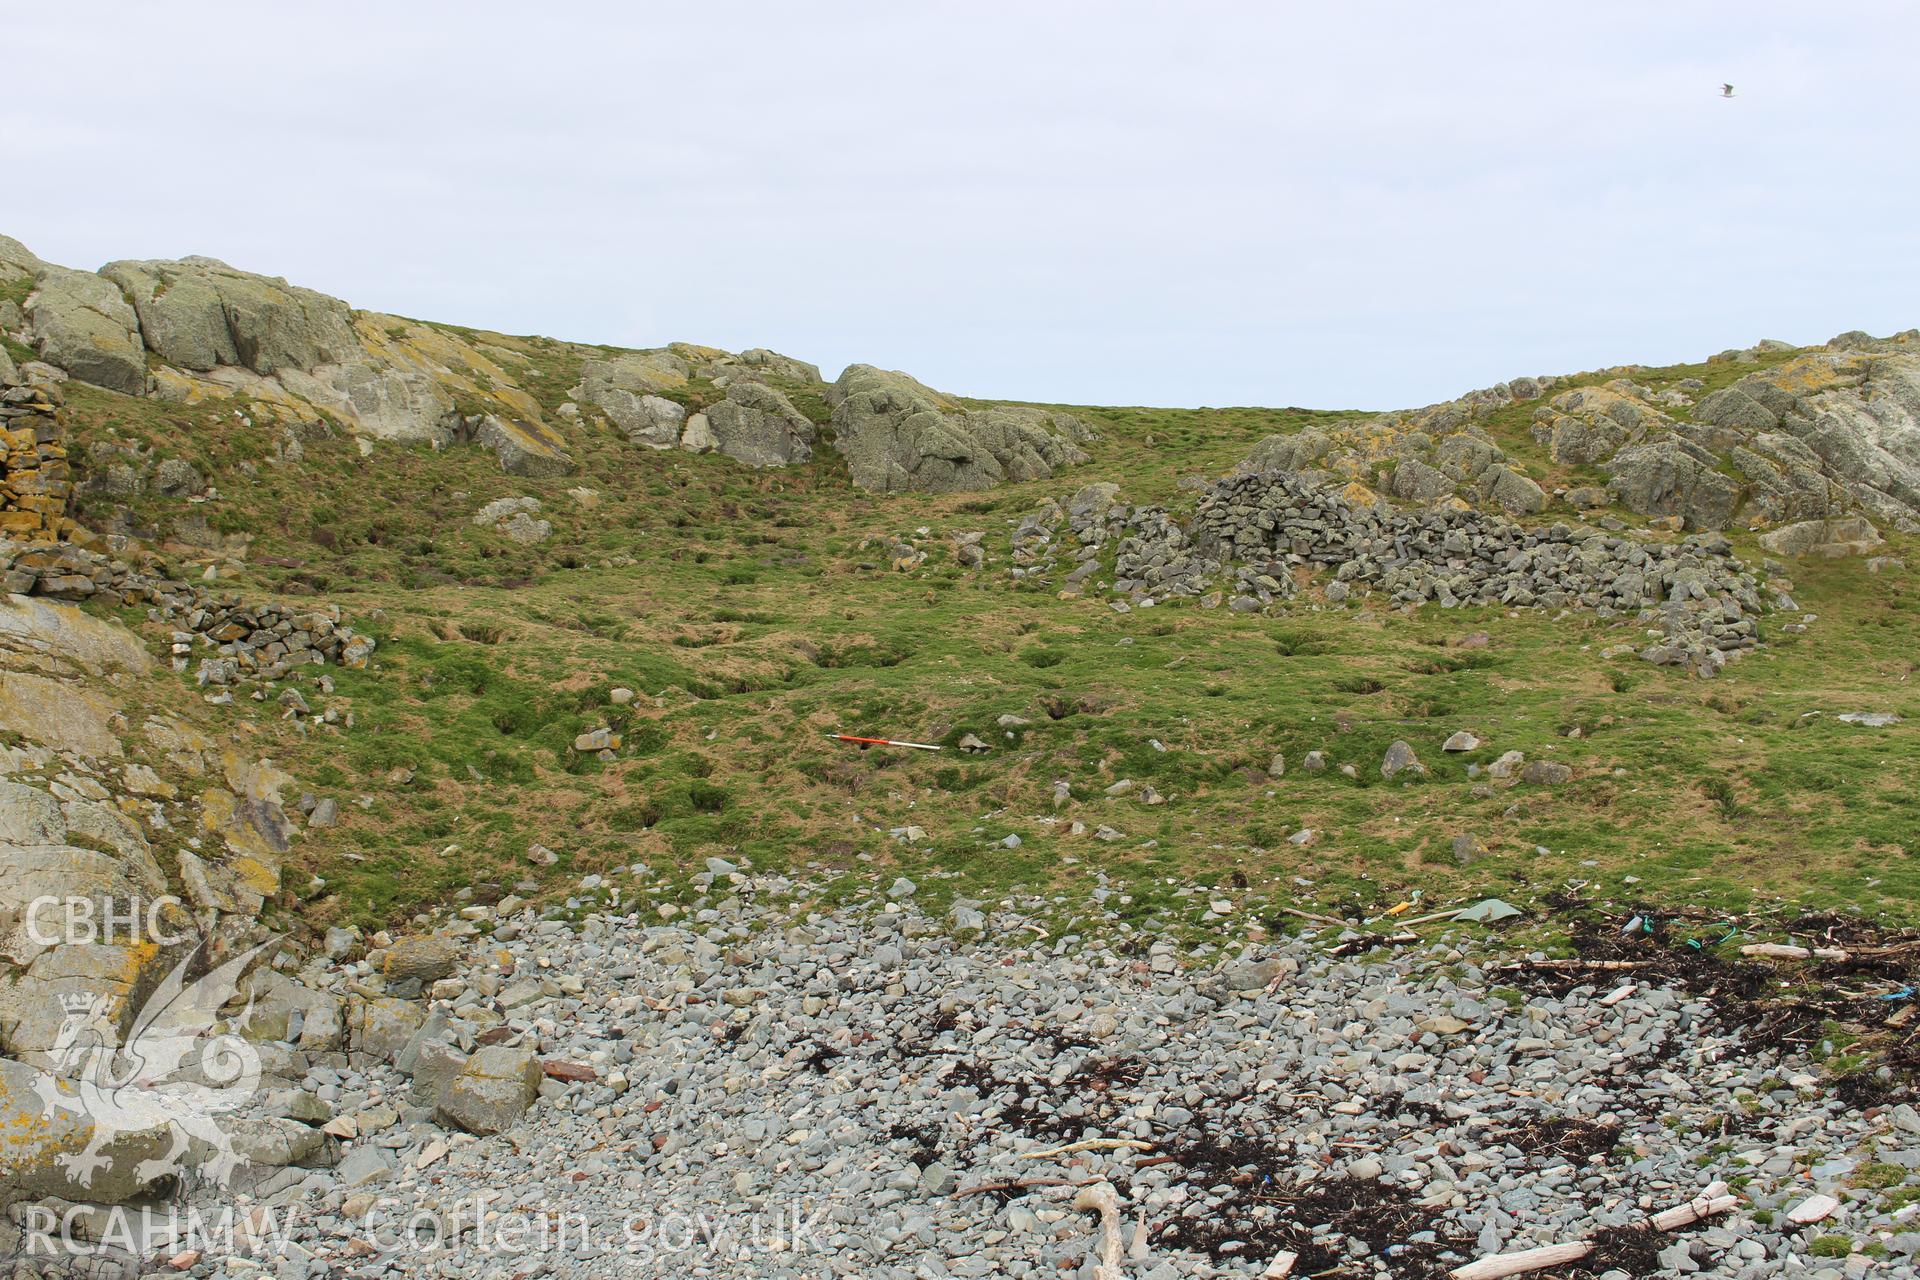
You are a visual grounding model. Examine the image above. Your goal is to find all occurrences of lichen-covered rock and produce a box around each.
[24,266,147,395]
[348,995,426,1065]
[1237,429,1331,476]
[0,673,124,757]
[436,1045,541,1135]
[1381,740,1425,779]
[0,594,155,678]
[573,351,691,409]
[471,414,572,478]
[1604,440,1742,530]
[1757,515,1883,558]
[379,934,463,985]
[1693,386,1780,432]
[1389,459,1455,502]
[99,256,359,376]
[1480,465,1547,514]
[0,1058,179,1207]
[700,381,815,467]
[698,346,822,384]
[0,812,173,1062]
[828,364,1090,493]
[605,392,687,449]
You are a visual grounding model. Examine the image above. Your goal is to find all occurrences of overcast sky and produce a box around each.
[9,4,1916,410]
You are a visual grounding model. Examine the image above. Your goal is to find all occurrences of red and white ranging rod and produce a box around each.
[826,733,943,752]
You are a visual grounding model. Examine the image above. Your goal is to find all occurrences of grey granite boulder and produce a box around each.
[1757,515,1883,558]
[436,1045,542,1135]
[100,256,359,376]
[1604,440,1742,530]
[24,265,146,394]
[828,364,1090,493]
[1389,459,1455,502]
[700,380,815,467]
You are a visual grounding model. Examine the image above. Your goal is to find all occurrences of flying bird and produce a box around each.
[1721,83,1735,98]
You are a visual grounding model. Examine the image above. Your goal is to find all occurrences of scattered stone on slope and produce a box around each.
[471,495,552,543]
[1381,739,1425,779]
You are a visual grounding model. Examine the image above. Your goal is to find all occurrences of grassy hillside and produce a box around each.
[52,337,1920,951]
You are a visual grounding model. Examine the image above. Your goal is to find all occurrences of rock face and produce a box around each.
[1547,343,1920,531]
[828,364,1092,493]
[23,266,146,396]
[698,381,815,467]
[0,1058,179,1204]
[470,414,572,478]
[1604,440,1742,531]
[100,256,359,376]
[1757,515,1883,558]
[5,236,573,477]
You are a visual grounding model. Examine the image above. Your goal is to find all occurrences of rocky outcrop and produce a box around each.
[468,413,571,478]
[1603,440,1742,531]
[1757,515,1883,558]
[23,267,146,397]
[5,236,574,477]
[1241,338,1920,533]
[573,351,691,410]
[828,364,1091,493]
[699,346,821,385]
[0,1057,180,1203]
[696,381,815,467]
[574,350,820,468]
[99,256,359,376]
[1530,340,1920,531]
[1239,378,1554,518]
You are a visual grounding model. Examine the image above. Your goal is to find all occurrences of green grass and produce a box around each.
[37,339,1920,944]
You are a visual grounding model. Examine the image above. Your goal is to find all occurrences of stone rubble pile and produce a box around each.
[1022,471,1766,676]
[0,360,376,686]
[7,880,1912,1280]
[0,539,374,687]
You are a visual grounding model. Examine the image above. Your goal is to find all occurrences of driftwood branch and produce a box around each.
[1740,942,1850,962]
[1071,1181,1126,1280]
[1019,1137,1154,1160]
[1448,1182,1736,1280]
[950,1176,1073,1198]
[1495,959,1654,973]
[1277,906,1350,927]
